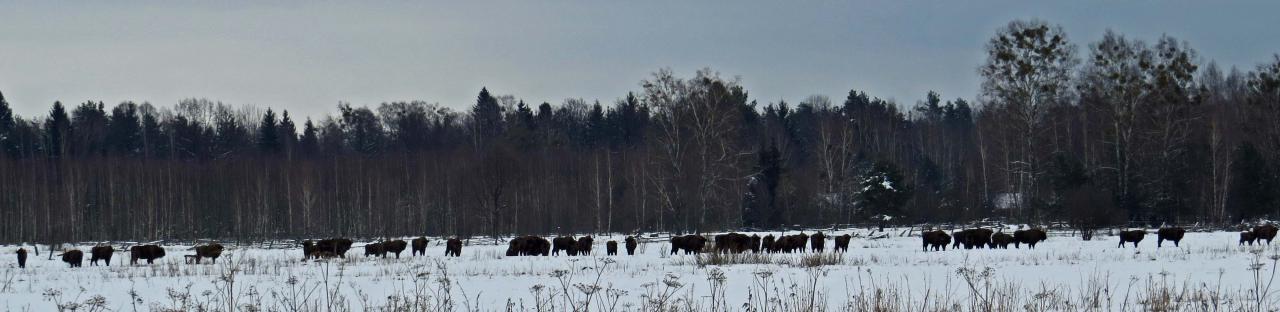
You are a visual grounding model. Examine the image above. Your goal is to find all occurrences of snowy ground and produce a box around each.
[2,229,1278,311]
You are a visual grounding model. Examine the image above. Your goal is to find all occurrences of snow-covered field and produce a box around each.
[2,229,1278,311]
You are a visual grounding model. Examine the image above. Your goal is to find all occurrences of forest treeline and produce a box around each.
[2,19,1280,243]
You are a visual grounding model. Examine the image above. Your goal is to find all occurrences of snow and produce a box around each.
[1,230,1276,310]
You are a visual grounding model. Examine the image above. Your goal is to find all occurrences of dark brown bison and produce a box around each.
[302,240,318,259]
[411,237,429,256]
[990,232,1014,249]
[810,232,827,253]
[90,245,114,266]
[506,236,550,256]
[130,245,166,265]
[576,236,595,255]
[1156,227,1185,248]
[16,248,27,268]
[922,230,951,251]
[833,234,852,252]
[364,242,387,257]
[1241,231,1258,246]
[506,237,527,256]
[761,235,776,253]
[553,236,577,256]
[445,238,462,257]
[951,230,967,249]
[962,228,994,249]
[1254,224,1279,245]
[750,234,762,253]
[1013,229,1047,249]
[606,241,618,255]
[714,233,752,254]
[1117,230,1146,248]
[62,249,84,268]
[669,235,707,255]
[193,244,225,264]
[383,240,408,258]
[530,236,551,256]
[774,233,809,253]
[315,239,355,258]
[624,236,638,255]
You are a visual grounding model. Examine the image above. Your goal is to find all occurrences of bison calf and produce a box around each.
[445,238,462,257]
[1242,231,1258,246]
[62,249,84,268]
[412,237,429,256]
[90,245,114,266]
[1117,230,1146,248]
[1157,227,1185,248]
[130,245,166,265]
[606,241,618,256]
[16,248,27,268]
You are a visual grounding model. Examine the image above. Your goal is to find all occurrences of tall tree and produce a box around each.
[979,19,1078,216]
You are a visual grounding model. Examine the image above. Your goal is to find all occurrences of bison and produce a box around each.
[774,233,809,253]
[445,238,462,257]
[606,241,618,255]
[315,239,355,258]
[714,233,751,254]
[16,248,27,268]
[1254,224,1279,245]
[624,236,638,255]
[506,236,550,256]
[553,236,577,256]
[964,228,994,249]
[193,244,225,264]
[921,230,951,251]
[750,234,762,253]
[383,240,408,258]
[1117,230,1146,248]
[62,249,84,268]
[1241,231,1258,246]
[364,242,387,258]
[1013,229,1047,249]
[302,240,318,259]
[669,235,707,255]
[761,235,776,253]
[990,232,1014,249]
[576,236,595,255]
[130,245,166,265]
[951,230,968,249]
[1156,227,1185,248]
[411,237,429,256]
[810,232,827,253]
[833,234,852,253]
[90,245,114,266]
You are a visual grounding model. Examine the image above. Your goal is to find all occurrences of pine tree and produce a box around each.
[257,108,281,154]
[0,91,17,157]
[44,101,71,159]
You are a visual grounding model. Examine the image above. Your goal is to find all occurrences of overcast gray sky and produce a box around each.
[2,1,1278,119]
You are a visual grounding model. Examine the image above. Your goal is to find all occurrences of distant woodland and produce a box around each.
[2,19,1280,243]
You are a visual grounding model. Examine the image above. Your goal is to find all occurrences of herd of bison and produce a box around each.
[10,224,1280,269]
